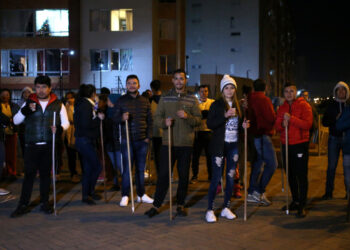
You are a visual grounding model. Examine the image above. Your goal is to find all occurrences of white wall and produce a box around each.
[185,0,259,86]
[81,0,153,93]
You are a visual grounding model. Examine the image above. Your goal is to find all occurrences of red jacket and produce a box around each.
[275,97,313,145]
[247,91,276,136]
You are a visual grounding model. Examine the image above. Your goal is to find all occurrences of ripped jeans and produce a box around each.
[207,142,238,210]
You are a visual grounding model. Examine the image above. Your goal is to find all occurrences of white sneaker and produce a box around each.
[205,210,217,223]
[0,188,10,196]
[137,194,154,204]
[220,207,236,220]
[120,196,129,207]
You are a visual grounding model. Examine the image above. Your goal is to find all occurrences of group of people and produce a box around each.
[1,70,349,222]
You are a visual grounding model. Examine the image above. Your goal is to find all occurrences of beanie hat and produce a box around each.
[21,86,33,94]
[333,81,349,102]
[220,74,237,92]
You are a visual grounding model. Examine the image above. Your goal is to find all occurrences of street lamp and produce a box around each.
[97,57,103,90]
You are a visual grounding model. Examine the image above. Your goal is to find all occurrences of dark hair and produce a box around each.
[253,79,266,92]
[34,75,51,87]
[150,80,161,91]
[65,91,76,99]
[242,85,252,95]
[78,84,96,98]
[100,87,111,95]
[173,69,187,78]
[142,90,152,99]
[283,82,297,89]
[199,85,209,91]
[126,74,139,83]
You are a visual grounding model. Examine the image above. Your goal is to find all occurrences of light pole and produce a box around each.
[98,57,103,90]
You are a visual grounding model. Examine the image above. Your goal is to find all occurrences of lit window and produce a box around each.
[35,9,69,36]
[120,49,133,71]
[111,9,133,31]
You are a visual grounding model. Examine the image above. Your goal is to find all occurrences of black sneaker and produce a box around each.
[296,207,306,218]
[82,197,96,205]
[145,207,159,218]
[90,193,102,201]
[176,206,187,217]
[40,203,54,214]
[281,201,299,211]
[322,193,332,200]
[190,176,198,184]
[10,204,29,218]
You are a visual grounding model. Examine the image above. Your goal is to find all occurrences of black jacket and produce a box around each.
[74,97,101,139]
[113,92,152,142]
[322,99,347,137]
[207,98,242,157]
[0,111,10,142]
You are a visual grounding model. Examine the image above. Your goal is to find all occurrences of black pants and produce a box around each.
[191,131,212,180]
[64,138,83,177]
[19,144,52,205]
[152,137,162,176]
[282,142,309,207]
[153,146,192,208]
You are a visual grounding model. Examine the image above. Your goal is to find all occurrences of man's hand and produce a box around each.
[225,108,236,118]
[122,112,129,121]
[97,112,105,120]
[51,125,57,134]
[21,102,36,116]
[176,110,188,119]
[283,112,290,127]
[165,117,173,127]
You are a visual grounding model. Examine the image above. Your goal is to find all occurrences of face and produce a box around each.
[284,86,297,103]
[222,84,235,100]
[172,72,187,92]
[22,90,31,100]
[35,83,51,100]
[0,91,10,103]
[199,87,209,100]
[302,91,309,101]
[126,78,140,94]
[336,86,347,100]
[66,93,75,105]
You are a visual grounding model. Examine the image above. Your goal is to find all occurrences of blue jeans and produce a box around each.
[325,135,346,195]
[342,155,350,195]
[75,137,102,199]
[208,142,238,210]
[121,139,148,197]
[107,151,122,186]
[248,135,277,194]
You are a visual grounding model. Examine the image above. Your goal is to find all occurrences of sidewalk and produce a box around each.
[0,153,349,249]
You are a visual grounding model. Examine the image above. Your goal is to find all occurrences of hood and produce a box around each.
[333,81,349,102]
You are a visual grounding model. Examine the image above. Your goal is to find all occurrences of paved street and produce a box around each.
[0,152,349,250]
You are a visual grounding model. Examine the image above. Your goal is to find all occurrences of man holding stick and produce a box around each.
[113,74,153,207]
[11,75,69,218]
[145,69,201,218]
[275,82,313,218]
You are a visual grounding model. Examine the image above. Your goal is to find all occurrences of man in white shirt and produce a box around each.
[191,85,215,183]
[11,75,69,218]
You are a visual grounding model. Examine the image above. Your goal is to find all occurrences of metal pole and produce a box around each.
[285,125,289,215]
[318,114,321,156]
[100,120,107,202]
[244,125,248,221]
[125,120,135,213]
[168,124,172,221]
[52,112,57,216]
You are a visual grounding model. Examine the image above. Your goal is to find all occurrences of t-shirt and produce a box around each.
[224,101,239,142]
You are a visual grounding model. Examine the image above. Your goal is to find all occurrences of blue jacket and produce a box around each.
[335,106,350,154]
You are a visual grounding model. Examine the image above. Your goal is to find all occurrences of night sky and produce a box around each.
[289,0,350,96]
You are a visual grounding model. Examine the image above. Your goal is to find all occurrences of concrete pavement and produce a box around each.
[0,153,349,249]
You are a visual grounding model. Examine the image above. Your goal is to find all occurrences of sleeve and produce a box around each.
[207,102,227,130]
[322,102,337,127]
[13,102,26,125]
[257,98,276,129]
[0,110,11,127]
[112,99,123,125]
[146,101,153,139]
[154,97,166,129]
[60,104,70,130]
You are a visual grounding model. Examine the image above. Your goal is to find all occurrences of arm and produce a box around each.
[146,101,153,139]
[154,97,166,129]
[0,111,10,127]
[185,99,201,127]
[274,106,284,133]
[207,102,226,130]
[60,104,70,130]
[13,102,26,125]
